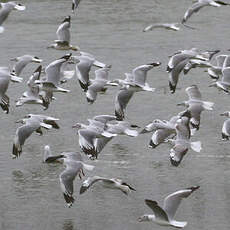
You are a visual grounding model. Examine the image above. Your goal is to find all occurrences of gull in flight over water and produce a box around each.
[138,186,200,228]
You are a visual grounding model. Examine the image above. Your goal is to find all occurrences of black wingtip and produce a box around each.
[186,186,200,192]
[115,110,124,121]
[12,144,20,158]
[148,139,158,149]
[78,80,88,92]
[169,81,176,94]
[63,193,74,207]
[86,97,94,104]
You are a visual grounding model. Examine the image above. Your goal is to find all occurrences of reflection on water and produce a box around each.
[63,219,74,230]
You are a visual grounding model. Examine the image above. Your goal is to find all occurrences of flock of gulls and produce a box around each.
[1,0,230,228]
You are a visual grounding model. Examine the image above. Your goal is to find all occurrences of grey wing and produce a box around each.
[93,115,116,124]
[56,22,70,43]
[185,85,202,100]
[13,59,30,76]
[182,2,207,23]
[222,119,230,137]
[59,168,77,204]
[45,60,63,86]
[149,129,174,148]
[132,66,147,86]
[76,61,91,90]
[216,55,227,67]
[95,136,113,155]
[16,123,39,146]
[222,68,230,84]
[163,187,199,220]
[78,129,99,155]
[94,68,109,81]
[0,74,10,96]
[188,103,202,129]
[0,5,11,25]
[115,88,134,120]
[170,144,188,167]
[145,200,169,222]
[169,59,188,93]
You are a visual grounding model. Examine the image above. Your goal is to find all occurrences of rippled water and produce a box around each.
[1,0,230,229]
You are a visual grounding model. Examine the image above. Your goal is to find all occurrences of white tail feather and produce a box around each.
[124,129,139,137]
[191,141,202,152]
[170,220,187,228]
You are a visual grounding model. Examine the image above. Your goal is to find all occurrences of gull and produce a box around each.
[207,54,228,79]
[138,186,200,228]
[167,48,212,93]
[124,62,161,92]
[113,62,160,120]
[86,66,112,104]
[0,1,26,33]
[72,52,109,91]
[109,73,134,120]
[12,117,45,158]
[72,0,81,13]
[182,0,230,25]
[140,110,191,148]
[22,114,60,129]
[10,55,42,78]
[59,157,94,207]
[80,176,136,195]
[48,16,79,51]
[43,145,83,163]
[105,121,139,137]
[220,111,230,140]
[72,119,117,159]
[183,50,220,75]
[140,116,178,149]
[0,67,11,113]
[35,54,72,103]
[92,121,140,157]
[209,67,230,93]
[177,85,214,132]
[167,117,201,166]
[143,23,180,32]
[15,65,49,109]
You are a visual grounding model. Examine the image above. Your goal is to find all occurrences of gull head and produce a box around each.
[138,215,150,222]
[220,111,230,117]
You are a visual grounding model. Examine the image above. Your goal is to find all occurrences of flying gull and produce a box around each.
[80,176,136,195]
[138,186,200,228]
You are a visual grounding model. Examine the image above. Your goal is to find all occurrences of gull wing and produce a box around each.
[163,186,200,220]
[185,85,202,100]
[145,199,169,222]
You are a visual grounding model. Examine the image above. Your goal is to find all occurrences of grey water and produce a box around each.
[0,0,230,229]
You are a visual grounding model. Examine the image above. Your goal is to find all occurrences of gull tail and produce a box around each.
[82,163,95,171]
[101,131,117,138]
[190,141,202,152]
[124,129,139,137]
[0,26,4,33]
[203,101,214,110]
[170,220,187,228]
